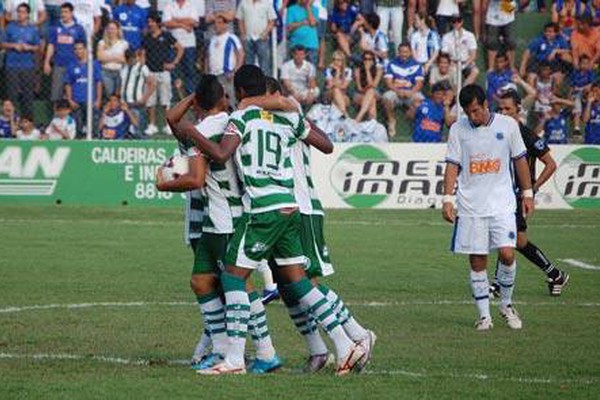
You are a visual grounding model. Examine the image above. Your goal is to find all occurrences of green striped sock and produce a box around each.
[197,291,228,355]
[221,272,250,367]
[318,284,368,342]
[248,291,276,360]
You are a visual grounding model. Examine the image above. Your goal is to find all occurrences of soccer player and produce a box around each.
[175,65,366,375]
[492,91,569,296]
[442,84,535,331]
[159,75,282,374]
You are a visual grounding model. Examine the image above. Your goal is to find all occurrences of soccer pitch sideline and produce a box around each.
[0,206,599,399]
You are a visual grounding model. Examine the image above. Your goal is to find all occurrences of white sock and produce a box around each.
[223,289,250,367]
[470,270,491,319]
[258,262,278,292]
[287,304,328,355]
[249,293,276,360]
[497,260,516,308]
[323,287,369,341]
[198,296,228,355]
[192,330,211,360]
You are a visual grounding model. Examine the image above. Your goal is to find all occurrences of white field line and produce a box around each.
[560,259,600,271]
[3,300,600,314]
[0,352,597,385]
[0,217,598,229]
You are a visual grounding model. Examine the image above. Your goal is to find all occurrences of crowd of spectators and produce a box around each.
[0,0,599,144]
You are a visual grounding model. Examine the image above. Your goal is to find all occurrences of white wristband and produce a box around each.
[442,195,455,205]
[522,189,534,198]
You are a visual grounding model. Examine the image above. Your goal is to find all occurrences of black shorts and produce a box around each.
[515,199,527,232]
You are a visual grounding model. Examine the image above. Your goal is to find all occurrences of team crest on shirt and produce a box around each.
[74,67,80,74]
[119,13,127,21]
[260,111,273,123]
[534,139,545,150]
[496,132,504,140]
[250,242,266,253]
[508,231,516,239]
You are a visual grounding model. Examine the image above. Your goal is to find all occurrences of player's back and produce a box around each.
[226,105,309,214]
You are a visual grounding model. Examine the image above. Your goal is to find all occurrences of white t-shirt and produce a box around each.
[436,0,459,16]
[281,59,317,94]
[45,116,77,140]
[208,32,242,75]
[5,0,45,23]
[235,0,277,41]
[71,0,102,36]
[136,0,151,8]
[16,129,42,140]
[162,0,200,48]
[486,0,516,26]
[98,39,129,70]
[445,113,527,217]
[441,29,477,64]
[410,29,441,64]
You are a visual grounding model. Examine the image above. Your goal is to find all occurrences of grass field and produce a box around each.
[1,205,599,399]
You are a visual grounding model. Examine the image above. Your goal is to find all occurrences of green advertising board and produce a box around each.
[0,140,184,207]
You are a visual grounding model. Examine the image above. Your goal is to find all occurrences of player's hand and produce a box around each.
[442,202,455,224]
[522,196,534,218]
[43,63,52,75]
[155,167,166,190]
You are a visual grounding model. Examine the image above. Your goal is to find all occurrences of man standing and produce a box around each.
[236,0,277,76]
[441,14,479,86]
[492,90,570,296]
[286,0,319,63]
[44,3,87,103]
[113,0,148,51]
[1,4,40,117]
[442,84,534,331]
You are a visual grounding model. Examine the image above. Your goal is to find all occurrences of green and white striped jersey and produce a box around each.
[290,140,324,216]
[178,140,204,245]
[225,106,310,214]
[191,112,243,234]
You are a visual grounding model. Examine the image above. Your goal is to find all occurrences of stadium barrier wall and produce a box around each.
[0,141,598,209]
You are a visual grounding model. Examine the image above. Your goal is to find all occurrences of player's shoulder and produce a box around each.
[491,113,519,130]
[196,111,229,138]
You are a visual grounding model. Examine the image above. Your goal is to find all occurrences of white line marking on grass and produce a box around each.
[3,300,600,314]
[1,352,597,385]
[560,259,600,271]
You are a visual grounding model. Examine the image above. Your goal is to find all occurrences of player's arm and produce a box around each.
[534,152,557,193]
[175,120,240,164]
[237,94,298,112]
[166,94,195,131]
[156,155,207,192]
[514,155,534,216]
[442,126,461,223]
[303,119,333,154]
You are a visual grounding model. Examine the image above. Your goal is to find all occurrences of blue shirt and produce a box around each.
[544,111,569,144]
[101,108,131,140]
[384,57,424,92]
[48,22,87,68]
[113,4,148,51]
[329,5,359,34]
[527,34,569,63]
[413,98,444,143]
[286,4,319,50]
[0,116,16,139]
[486,68,514,106]
[585,102,600,144]
[66,60,103,104]
[570,68,597,90]
[4,22,40,69]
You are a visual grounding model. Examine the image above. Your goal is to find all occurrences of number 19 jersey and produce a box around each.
[225,106,310,214]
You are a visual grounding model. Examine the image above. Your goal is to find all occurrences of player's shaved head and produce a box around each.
[195,74,225,111]
[234,65,266,100]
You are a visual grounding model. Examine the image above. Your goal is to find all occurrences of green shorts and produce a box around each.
[190,233,230,275]
[225,210,305,269]
[301,214,334,279]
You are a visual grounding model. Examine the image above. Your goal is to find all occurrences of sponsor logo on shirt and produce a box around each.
[469,158,501,174]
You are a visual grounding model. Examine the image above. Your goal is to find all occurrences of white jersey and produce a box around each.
[71,0,102,36]
[225,106,310,214]
[485,0,516,26]
[441,29,477,65]
[45,116,77,140]
[179,140,204,244]
[192,112,242,234]
[291,141,324,216]
[445,113,527,217]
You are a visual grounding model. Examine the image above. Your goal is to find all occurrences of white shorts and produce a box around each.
[147,71,172,107]
[382,90,424,108]
[450,213,517,255]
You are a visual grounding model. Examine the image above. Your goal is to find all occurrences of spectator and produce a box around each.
[409,11,441,74]
[375,0,403,49]
[353,50,383,122]
[382,42,424,137]
[3,0,46,27]
[325,50,352,117]
[484,0,517,69]
[15,114,42,140]
[472,0,488,40]
[281,45,320,108]
[486,51,514,109]
[405,0,425,38]
[0,100,19,139]
[45,99,77,140]
[64,41,103,137]
[286,0,319,63]
[590,0,600,27]
[45,0,64,28]
[313,0,329,69]
[407,81,451,143]
[163,0,200,96]
[552,0,585,36]
[112,0,148,51]
[205,0,236,33]
[236,0,277,76]
[441,14,479,86]
[429,53,458,92]
[1,3,41,117]
[435,0,459,35]
[141,13,183,136]
[539,99,574,144]
[532,61,558,122]
[207,15,244,107]
[359,12,388,63]
[99,94,139,139]
[97,21,129,97]
[571,14,600,68]
[329,0,362,58]
[570,55,597,135]
[70,0,102,36]
[583,81,600,144]
[44,3,87,103]
[519,22,571,87]
[120,49,156,138]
